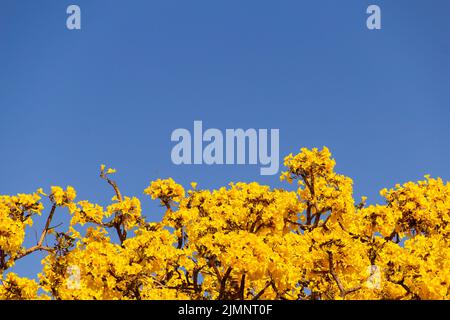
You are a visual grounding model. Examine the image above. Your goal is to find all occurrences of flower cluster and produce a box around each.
[144,178,185,205]
[1,147,449,300]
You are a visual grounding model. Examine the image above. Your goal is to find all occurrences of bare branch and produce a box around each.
[100,170,122,202]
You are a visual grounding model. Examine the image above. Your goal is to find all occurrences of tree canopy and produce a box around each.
[1,147,449,300]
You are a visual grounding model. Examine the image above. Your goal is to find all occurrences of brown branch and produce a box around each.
[269,280,289,300]
[238,274,246,300]
[217,267,232,300]
[193,267,201,293]
[210,257,222,283]
[100,171,122,202]
[327,251,367,299]
[100,169,130,244]
[1,204,58,273]
[345,284,363,295]
[0,249,5,270]
[306,204,312,225]
[252,281,271,300]
[338,221,371,244]
[38,204,57,246]
[313,207,331,228]
[392,278,420,300]
[286,219,309,231]
[114,224,127,245]
[15,204,57,260]
[327,251,346,298]
[319,213,332,230]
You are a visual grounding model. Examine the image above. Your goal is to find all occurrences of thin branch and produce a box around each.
[252,281,271,300]
[327,251,346,298]
[100,171,123,202]
[327,251,367,299]
[0,205,59,274]
[14,204,57,261]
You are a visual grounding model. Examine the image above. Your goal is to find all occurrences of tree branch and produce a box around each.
[15,204,57,260]
[217,267,232,300]
[327,251,346,298]
[100,171,122,202]
[327,251,367,299]
[252,281,271,300]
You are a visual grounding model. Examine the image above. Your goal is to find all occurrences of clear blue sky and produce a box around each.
[1,0,449,279]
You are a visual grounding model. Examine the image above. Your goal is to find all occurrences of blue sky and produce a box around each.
[1,0,449,279]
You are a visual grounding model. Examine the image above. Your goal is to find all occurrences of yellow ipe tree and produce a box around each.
[0,147,449,300]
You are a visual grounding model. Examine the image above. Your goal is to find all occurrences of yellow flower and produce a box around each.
[1,147,449,301]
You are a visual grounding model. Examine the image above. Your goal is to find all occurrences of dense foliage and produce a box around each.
[1,147,449,300]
